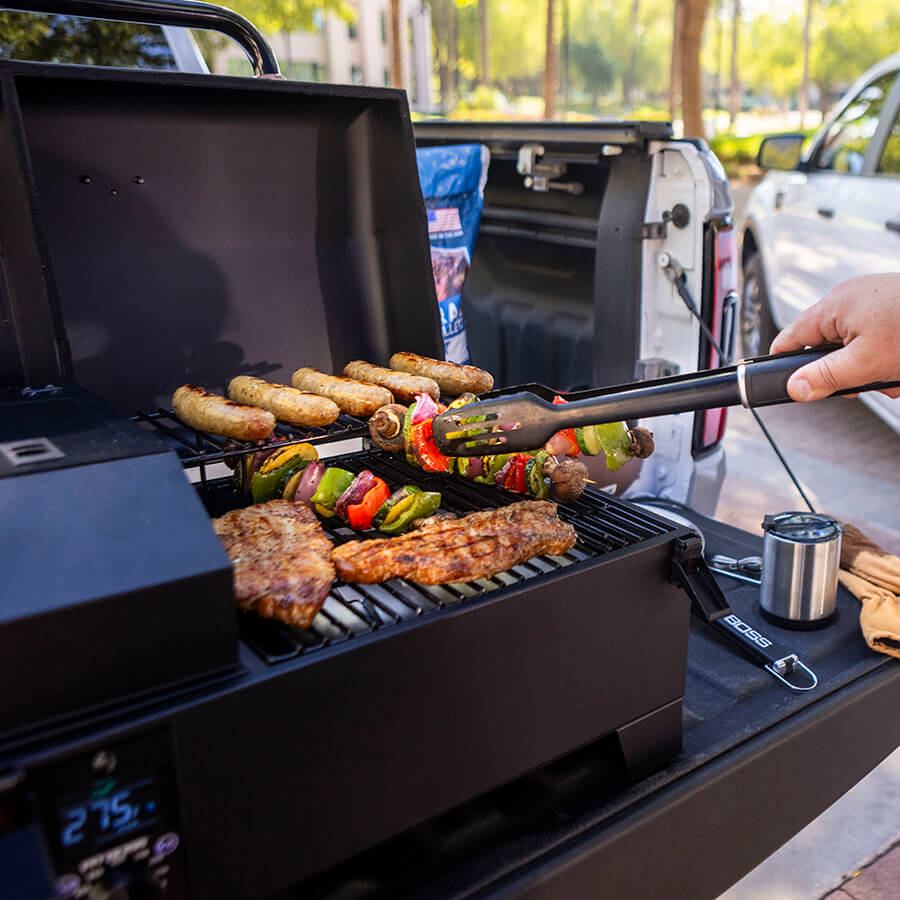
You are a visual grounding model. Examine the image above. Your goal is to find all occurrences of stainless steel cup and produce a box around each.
[759,512,842,629]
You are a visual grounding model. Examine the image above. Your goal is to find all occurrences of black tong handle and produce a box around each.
[538,345,900,429]
[739,344,900,407]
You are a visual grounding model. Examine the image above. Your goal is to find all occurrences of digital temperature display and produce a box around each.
[57,776,160,852]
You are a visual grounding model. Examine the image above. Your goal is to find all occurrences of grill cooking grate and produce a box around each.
[222,450,676,665]
[131,408,368,475]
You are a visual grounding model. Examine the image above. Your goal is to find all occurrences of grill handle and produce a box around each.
[6,0,281,76]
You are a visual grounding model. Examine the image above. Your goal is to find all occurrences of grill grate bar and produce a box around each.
[220,449,682,664]
[132,407,367,470]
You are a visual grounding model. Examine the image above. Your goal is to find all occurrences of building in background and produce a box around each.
[219,0,434,112]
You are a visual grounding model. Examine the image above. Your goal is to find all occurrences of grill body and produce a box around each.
[0,59,692,899]
[6,473,690,900]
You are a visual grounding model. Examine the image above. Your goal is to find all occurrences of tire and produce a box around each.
[740,253,777,358]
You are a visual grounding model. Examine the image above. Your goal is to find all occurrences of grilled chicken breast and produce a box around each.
[213,500,334,627]
[332,500,576,584]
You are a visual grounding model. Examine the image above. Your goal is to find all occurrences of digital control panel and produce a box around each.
[31,730,187,899]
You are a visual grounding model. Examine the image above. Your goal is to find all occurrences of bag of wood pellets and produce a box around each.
[415,144,490,364]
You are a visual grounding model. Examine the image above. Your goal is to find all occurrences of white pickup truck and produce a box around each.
[742,52,900,434]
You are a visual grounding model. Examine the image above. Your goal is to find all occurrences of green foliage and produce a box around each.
[0,12,175,67]
[458,84,506,110]
[569,38,615,98]
[228,0,354,35]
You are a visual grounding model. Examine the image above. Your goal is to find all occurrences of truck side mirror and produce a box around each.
[757,134,805,171]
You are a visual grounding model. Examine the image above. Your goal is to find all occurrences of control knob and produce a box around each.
[87,862,163,900]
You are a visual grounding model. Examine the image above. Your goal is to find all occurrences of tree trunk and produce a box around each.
[800,0,813,125]
[389,0,403,89]
[543,0,557,119]
[561,0,570,113]
[668,0,682,120]
[479,0,490,86]
[678,0,709,138]
[434,0,453,111]
[623,0,640,111]
[450,0,459,95]
[728,0,739,128]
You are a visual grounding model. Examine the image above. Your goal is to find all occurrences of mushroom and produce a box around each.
[543,455,589,502]
[628,426,655,459]
[368,404,408,452]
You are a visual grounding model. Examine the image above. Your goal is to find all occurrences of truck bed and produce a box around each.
[286,513,900,899]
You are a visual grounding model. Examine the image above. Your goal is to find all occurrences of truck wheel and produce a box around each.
[741,253,777,358]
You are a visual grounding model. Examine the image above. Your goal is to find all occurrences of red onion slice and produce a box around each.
[335,470,376,519]
[294,460,325,503]
[411,393,439,425]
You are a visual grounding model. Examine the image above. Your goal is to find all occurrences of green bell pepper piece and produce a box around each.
[310,467,355,510]
[372,485,421,530]
[526,452,550,499]
[379,490,441,534]
[250,456,308,504]
[593,422,632,471]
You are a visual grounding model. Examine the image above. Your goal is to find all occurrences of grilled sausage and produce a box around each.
[172,385,276,440]
[291,367,393,418]
[343,360,440,403]
[228,376,340,427]
[389,352,493,397]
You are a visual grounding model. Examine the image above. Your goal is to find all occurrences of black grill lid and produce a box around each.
[0,62,444,413]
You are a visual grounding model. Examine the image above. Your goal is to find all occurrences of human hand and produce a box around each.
[769,273,900,401]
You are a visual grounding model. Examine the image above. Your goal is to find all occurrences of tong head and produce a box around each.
[432,393,562,456]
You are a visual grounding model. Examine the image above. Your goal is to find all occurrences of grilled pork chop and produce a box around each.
[212,500,334,627]
[332,500,576,584]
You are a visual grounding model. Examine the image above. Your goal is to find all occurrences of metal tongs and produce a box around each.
[432,345,900,456]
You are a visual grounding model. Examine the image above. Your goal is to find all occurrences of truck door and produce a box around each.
[770,71,899,327]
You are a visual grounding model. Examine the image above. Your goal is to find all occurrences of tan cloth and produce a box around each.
[838,524,900,660]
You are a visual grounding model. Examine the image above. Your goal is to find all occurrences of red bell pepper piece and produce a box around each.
[552,395,581,457]
[410,419,450,473]
[503,453,529,493]
[346,477,391,530]
[515,454,529,493]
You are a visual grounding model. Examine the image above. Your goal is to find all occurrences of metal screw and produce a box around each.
[133,175,144,185]
[110,189,118,197]
[79,175,92,185]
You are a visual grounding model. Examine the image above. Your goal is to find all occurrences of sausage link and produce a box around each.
[228,376,340,427]
[173,385,275,440]
[389,352,493,396]
[291,367,393,417]
[343,360,440,403]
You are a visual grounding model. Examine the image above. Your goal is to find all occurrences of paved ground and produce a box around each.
[715,186,900,899]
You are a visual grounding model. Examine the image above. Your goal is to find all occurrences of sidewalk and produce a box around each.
[825,842,900,899]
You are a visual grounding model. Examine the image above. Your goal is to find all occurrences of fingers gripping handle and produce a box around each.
[738,345,900,407]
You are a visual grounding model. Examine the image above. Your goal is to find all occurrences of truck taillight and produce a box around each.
[699,224,738,450]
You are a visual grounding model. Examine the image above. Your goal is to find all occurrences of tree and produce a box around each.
[668,0,682,119]
[677,0,709,137]
[623,0,641,111]
[479,0,490,85]
[570,39,615,111]
[388,0,403,87]
[543,0,558,118]
[204,0,353,72]
[728,0,739,127]
[432,0,456,111]
[232,0,352,35]
[799,0,813,123]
